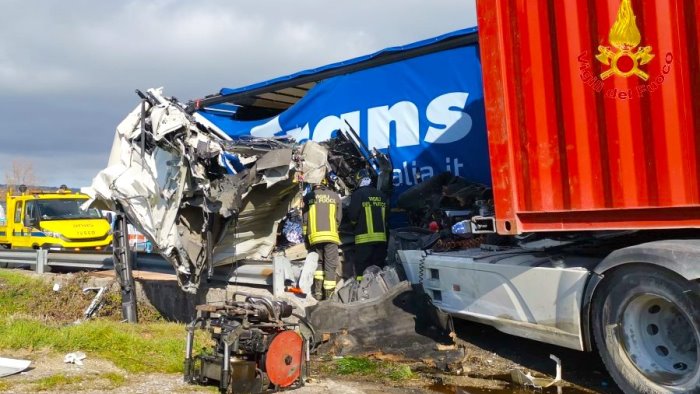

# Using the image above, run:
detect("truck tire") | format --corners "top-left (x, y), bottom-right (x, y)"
top-left (592, 265), bottom-right (700, 393)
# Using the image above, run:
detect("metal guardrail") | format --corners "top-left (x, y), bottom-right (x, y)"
top-left (0, 249), bottom-right (273, 285)
top-left (48, 252), bottom-right (114, 269)
top-left (0, 249), bottom-right (170, 274)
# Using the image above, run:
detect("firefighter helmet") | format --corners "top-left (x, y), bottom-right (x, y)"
top-left (355, 168), bottom-right (370, 184)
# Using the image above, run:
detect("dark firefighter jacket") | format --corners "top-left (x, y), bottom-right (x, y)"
top-left (303, 187), bottom-right (342, 245)
top-left (348, 186), bottom-right (388, 244)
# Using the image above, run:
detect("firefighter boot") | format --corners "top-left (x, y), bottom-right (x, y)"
top-left (313, 278), bottom-right (324, 300)
top-left (323, 279), bottom-right (336, 301)
top-left (313, 271), bottom-right (324, 300)
top-left (323, 288), bottom-right (333, 300)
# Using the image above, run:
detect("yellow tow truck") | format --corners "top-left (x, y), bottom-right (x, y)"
top-left (0, 186), bottom-right (111, 251)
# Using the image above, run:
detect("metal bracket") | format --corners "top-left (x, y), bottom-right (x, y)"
top-left (470, 216), bottom-right (496, 234)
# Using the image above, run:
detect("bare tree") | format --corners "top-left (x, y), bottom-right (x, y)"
top-left (4, 159), bottom-right (39, 189)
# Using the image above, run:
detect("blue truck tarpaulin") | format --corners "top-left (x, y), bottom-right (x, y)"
top-left (198, 28), bottom-right (490, 196)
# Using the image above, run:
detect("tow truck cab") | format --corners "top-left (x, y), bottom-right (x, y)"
top-left (0, 187), bottom-right (111, 251)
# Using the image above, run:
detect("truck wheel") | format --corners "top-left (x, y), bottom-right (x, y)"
top-left (592, 265), bottom-right (700, 393)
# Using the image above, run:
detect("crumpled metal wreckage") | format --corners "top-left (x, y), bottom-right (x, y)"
top-left (85, 88), bottom-right (390, 293)
top-left (0, 357), bottom-right (31, 378)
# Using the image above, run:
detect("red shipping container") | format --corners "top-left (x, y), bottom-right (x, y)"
top-left (476, 0), bottom-right (700, 234)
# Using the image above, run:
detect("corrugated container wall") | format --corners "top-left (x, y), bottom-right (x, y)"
top-left (476, 0), bottom-right (700, 234)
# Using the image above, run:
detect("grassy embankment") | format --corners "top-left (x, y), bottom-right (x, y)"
top-left (0, 269), bottom-right (211, 391)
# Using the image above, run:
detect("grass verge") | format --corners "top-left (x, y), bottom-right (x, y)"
top-left (33, 374), bottom-right (87, 391)
top-left (27, 372), bottom-right (128, 391)
top-left (325, 356), bottom-right (415, 382)
top-left (101, 372), bottom-right (127, 388)
top-left (0, 269), bottom-right (210, 374)
top-left (0, 317), bottom-right (187, 373)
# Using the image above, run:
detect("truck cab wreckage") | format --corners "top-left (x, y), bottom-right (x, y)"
top-left (87, 87), bottom-right (392, 295)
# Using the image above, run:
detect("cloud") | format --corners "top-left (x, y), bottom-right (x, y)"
top-left (0, 0), bottom-right (477, 186)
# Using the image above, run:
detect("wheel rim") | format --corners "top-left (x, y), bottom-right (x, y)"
top-left (620, 293), bottom-right (699, 385)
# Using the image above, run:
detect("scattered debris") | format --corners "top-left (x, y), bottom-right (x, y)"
top-left (0, 357), bottom-right (31, 378)
top-left (549, 354), bottom-right (563, 386)
top-left (83, 286), bottom-right (108, 319)
top-left (334, 265), bottom-right (402, 304)
top-left (435, 344), bottom-right (457, 351)
top-left (63, 352), bottom-right (87, 366)
top-left (510, 354), bottom-right (563, 389)
top-left (52, 283), bottom-right (60, 292)
top-left (308, 280), bottom-right (453, 356)
top-left (510, 369), bottom-right (541, 389)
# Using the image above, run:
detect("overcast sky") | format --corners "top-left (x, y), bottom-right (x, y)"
top-left (0, 0), bottom-right (477, 187)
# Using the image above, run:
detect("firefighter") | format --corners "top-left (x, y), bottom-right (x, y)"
top-left (348, 169), bottom-right (388, 279)
top-left (302, 177), bottom-right (342, 300)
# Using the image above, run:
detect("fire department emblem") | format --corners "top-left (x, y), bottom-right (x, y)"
top-left (596, 0), bottom-right (654, 80)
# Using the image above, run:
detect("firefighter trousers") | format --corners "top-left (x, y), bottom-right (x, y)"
top-left (313, 242), bottom-right (339, 290)
top-left (354, 242), bottom-right (387, 279)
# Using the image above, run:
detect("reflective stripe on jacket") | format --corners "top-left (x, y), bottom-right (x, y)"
top-left (348, 186), bottom-right (387, 244)
top-left (303, 187), bottom-right (341, 245)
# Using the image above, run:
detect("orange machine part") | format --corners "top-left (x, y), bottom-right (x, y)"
top-left (476, 0), bottom-right (700, 234)
top-left (265, 331), bottom-right (303, 387)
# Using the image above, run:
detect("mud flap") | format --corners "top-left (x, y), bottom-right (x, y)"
top-left (306, 281), bottom-right (451, 354)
